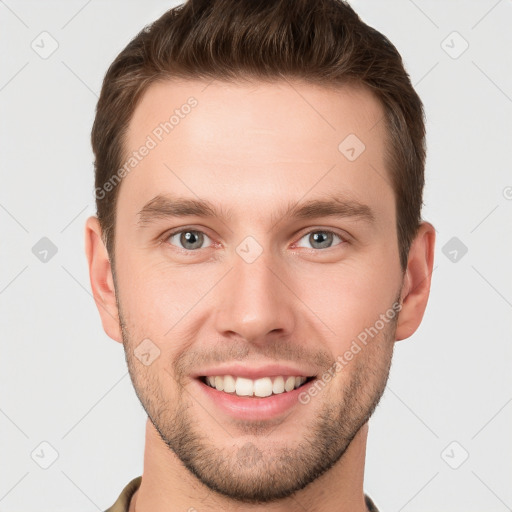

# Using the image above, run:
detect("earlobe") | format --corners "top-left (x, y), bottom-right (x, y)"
top-left (84, 216), bottom-right (122, 343)
top-left (395, 221), bottom-right (436, 342)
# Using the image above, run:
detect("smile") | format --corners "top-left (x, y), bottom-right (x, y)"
top-left (201, 375), bottom-right (315, 398)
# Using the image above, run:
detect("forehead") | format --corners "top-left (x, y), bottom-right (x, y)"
top-left (118, 78), bottom-right (393, 228)
top-left (127, 77), bottom-right (387, 155)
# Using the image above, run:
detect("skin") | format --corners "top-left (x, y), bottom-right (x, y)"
top-left (85, 78), bottom-right (435, 512)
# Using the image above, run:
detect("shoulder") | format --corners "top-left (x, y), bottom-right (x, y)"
top-left (104, 476), bottom-right (142, 512)
top-left (364, 493), bottom-right (380, 512)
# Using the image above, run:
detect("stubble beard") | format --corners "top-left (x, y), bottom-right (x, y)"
top-left (117, 290), bottom-right (397, 504)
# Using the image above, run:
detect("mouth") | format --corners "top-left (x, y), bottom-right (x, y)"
top-left (198, 374), bottom-right (317, 398)
top-left (192, 367), bottom-right (320, 421)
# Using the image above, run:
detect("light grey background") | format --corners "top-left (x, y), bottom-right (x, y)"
top-left (1, 1), bottom-right (511, 511)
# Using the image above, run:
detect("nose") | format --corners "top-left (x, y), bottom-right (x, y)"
top-left (213, 244), bottom-right (296, 346)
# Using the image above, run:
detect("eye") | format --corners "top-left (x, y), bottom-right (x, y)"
top-left (165, 229), bottom-right (212, 251)
top-left (295, 229), bottom-right (346, 250)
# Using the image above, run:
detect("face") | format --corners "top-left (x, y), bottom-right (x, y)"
top-left (112, 79), bottom-right (404, 503)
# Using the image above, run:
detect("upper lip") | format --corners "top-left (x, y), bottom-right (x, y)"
top-left (192, 363), bottom-right (318, 380)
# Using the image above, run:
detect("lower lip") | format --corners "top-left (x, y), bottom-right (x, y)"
top-left (194, 378), bottom-right (317, 421)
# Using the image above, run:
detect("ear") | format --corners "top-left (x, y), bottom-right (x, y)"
top-left (395, 221), bottom-right (436, 341)
top-left (84, 216), bottom-right (122, 343)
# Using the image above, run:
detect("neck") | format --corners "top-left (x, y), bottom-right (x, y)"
top-left (130, 418), bottom-right (370, 512)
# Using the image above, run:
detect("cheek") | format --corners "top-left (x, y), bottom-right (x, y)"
top-left (116, 259), bottom-right (208, 370)
top-left (298, 260), bottom-right (397, 341)
top-left (116, 252), bottom-right (199, 327)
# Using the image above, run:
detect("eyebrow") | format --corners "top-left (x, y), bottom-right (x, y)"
top-left (136, 193), bottom-right (376, 227)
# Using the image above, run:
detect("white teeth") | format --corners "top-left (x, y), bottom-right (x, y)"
top-left (204, 375), bottom-right (310, 397)
top-left (214, 376), bottom-right (224, 391)
top-left (235, 377), bottom-right (253, 396)
top-left (253, 377), bottom-right (273, 397)
top-left (223, 375), bottom-right (236, 393)
top-left (295, 376), bottom-right (307, 389)
top-left (284, 376), bottom-right (295, 392)
top-left (272, 376), bottom-right (285, 394)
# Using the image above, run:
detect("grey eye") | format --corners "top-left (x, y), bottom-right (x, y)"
top-left (168, 230), bottom-right (212, 250)
top-left (296, 230), bottom-right (343, 250)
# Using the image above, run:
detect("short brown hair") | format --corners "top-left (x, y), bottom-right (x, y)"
top-left (91, 0), bottom-right (426, 272)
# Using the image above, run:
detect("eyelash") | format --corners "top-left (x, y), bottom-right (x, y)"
top-left (161, 226), bottom-right (348, 253)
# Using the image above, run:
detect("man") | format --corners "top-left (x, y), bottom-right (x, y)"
top-left (85, 0), bottom-right (435, 510)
